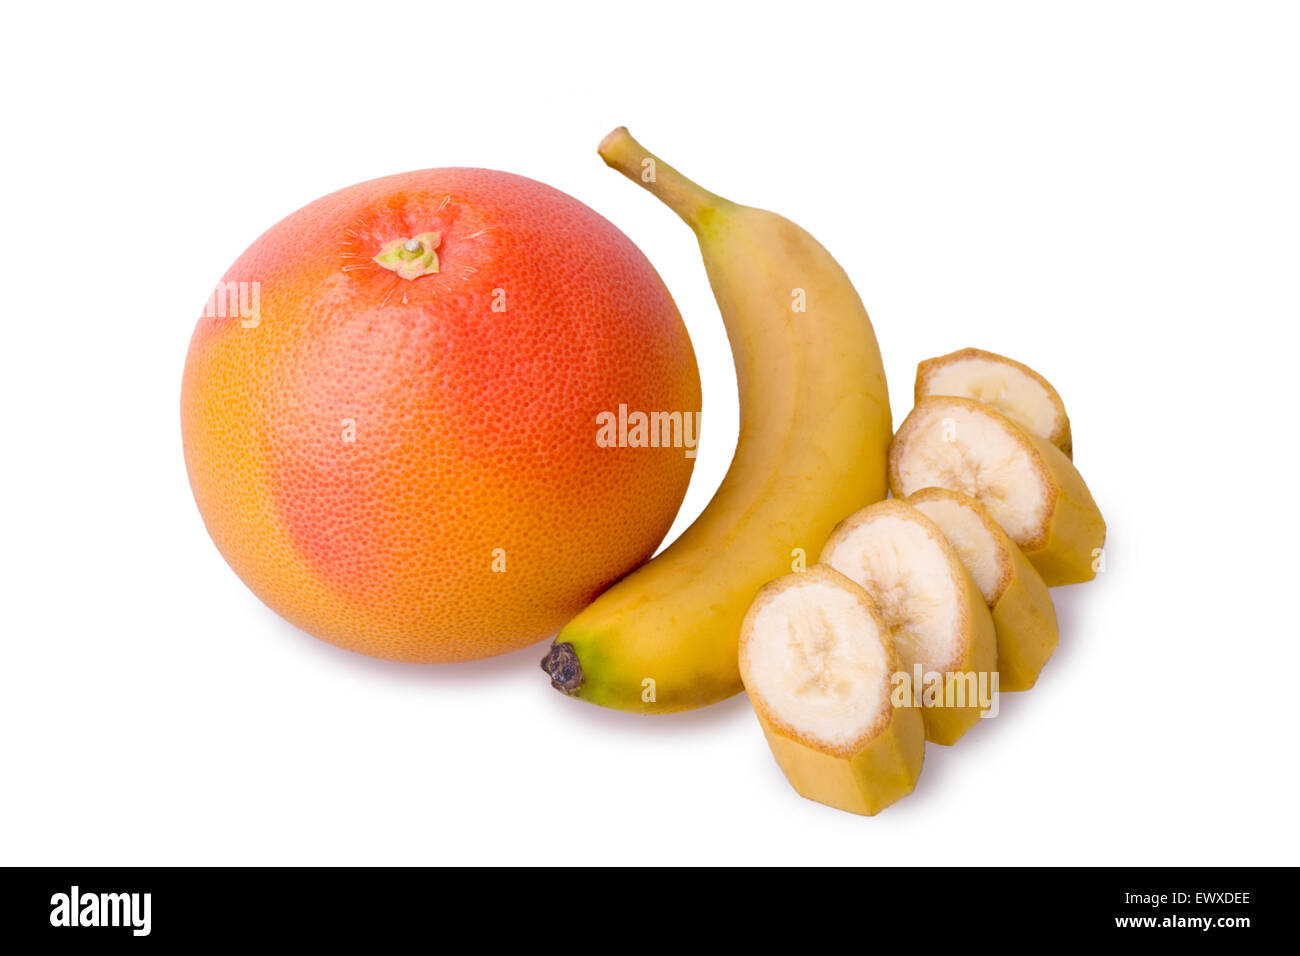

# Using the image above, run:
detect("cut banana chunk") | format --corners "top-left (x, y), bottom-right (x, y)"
top-left (889, 396), bottom-right (1106, 586)
top-left (739, 565), bottom-right (924, 816)
top-left (819, 500), bottom-right (997, 746)
top-left (908, 487), bottom-right (1058, 691)
top-left (916, 347), bottom-right (1072, 457)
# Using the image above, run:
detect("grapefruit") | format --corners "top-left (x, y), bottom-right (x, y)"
top-left (182, 168), bottom-right (701, 663)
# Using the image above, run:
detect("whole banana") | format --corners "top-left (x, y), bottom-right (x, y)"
top-left (541, 128), bottom-right (891, 712)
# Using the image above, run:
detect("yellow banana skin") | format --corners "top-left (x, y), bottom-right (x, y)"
top-left (542, 128), bottom-right (892, 713)
top-left (757, 704), bottom-right (925, 816)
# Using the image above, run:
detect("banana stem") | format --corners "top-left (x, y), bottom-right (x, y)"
top-left (597, 127), bottom-right (727, 231)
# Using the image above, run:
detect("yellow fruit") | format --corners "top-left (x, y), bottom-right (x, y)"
top-left (915, 347), bottom-right (1073, 457)
top-left (542, 127), bottom-right (892, 712)
top-left (889, 396), bottom-right (1106, 586)
top-left (739, 565), bottom-right (925, 816)
top-left (819, 499), bottom-right (997, 745)
top-left (907, 487), bottom-right (1058, 691)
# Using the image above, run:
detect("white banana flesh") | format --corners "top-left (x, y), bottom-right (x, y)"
top-left (915, 347), bottom-right (1073, 457)
top-left (889, 396), bottom-right (1106, 586)
top-left (739, 564), bottom-right (924, 815)
top-left (819, 499), bottom-right (997, 745)
top-left (908, 487), bottom-right (1059, 691)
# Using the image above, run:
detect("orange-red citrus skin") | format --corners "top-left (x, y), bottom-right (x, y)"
top-left (182, 168), bottom-right (701, 662)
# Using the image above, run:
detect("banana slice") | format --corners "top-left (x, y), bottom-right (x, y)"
top-left (889, 396), bottom-right (1106, 586)
top-left (907, 488), bottom-right (1058, 691)
top-left (819, 500), bottom-right (997, 745)
top-left (916, 347), bottom-right (1072, 457)
top-left (739, 564), bottom-right (924, 816)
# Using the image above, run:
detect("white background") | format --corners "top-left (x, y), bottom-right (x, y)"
top-left (2, 1), bottom-right (1297, 866)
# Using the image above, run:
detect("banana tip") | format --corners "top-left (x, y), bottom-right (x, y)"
top-left (597, 126), bottom-right (631, 165)
top-left (541, 642), bottom-right (583, 695)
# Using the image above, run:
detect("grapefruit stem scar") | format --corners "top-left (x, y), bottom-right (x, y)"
top-left (374, 231), bottom-right (441, 279)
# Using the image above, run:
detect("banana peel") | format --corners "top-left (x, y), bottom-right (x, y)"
top-left (820, 499), bottom-right (998, 745)
top-left (739, 565), bottom-right (925, 815)
top-left (890, 396), bottom-right (1105, 586)
top-left (908, 487), bottom-right (1058, 691)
